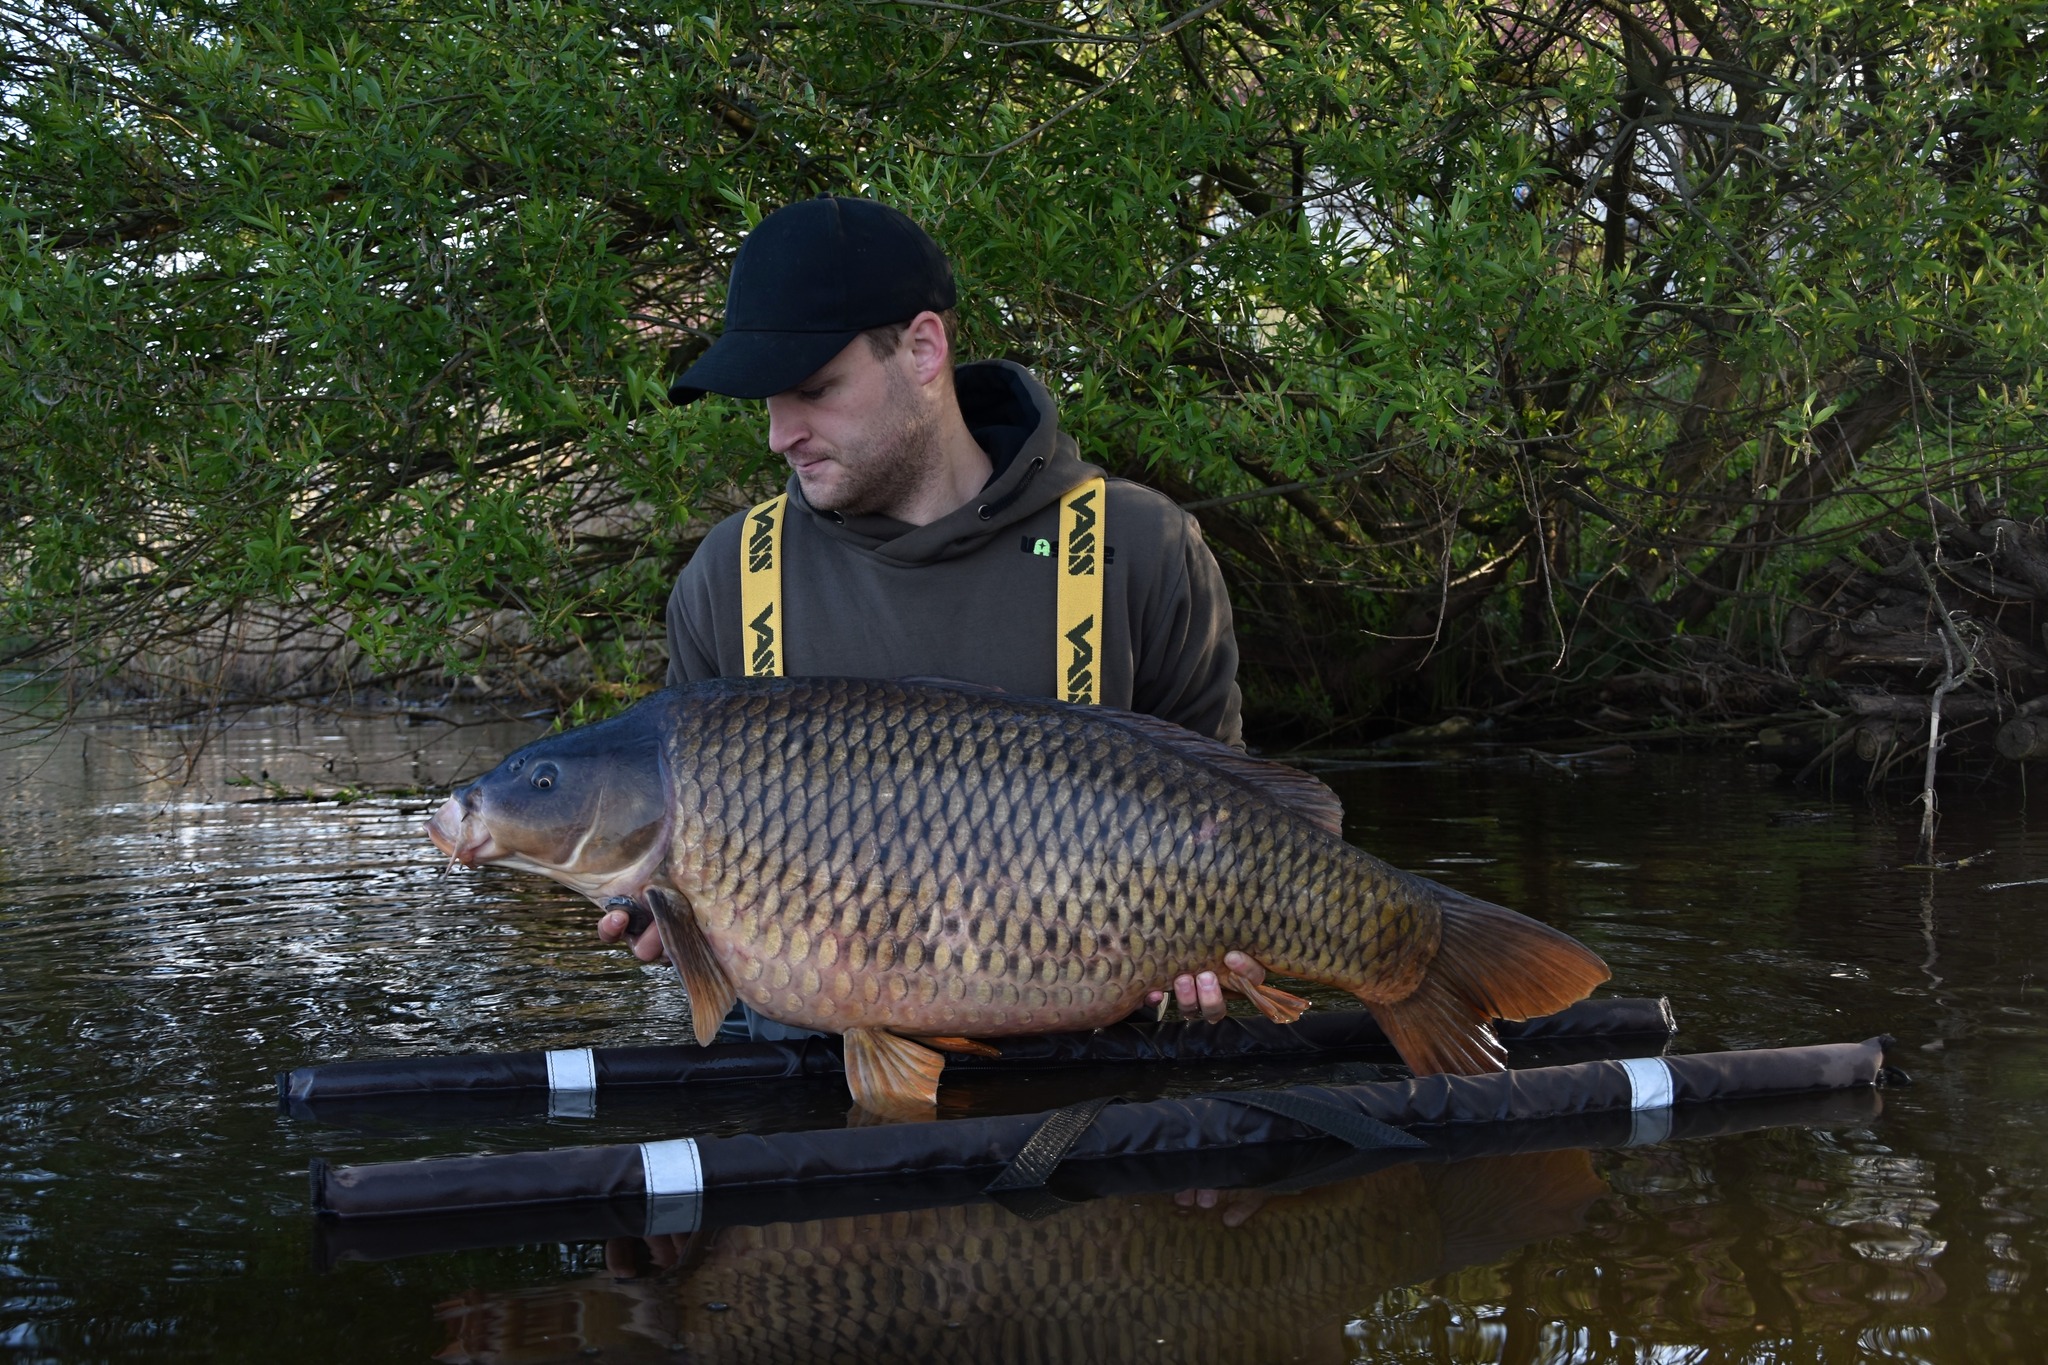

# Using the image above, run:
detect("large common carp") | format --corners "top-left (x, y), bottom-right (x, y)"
top-left (433, 1150), bottom-right (1606, 1365)
top-left (426, 677), bottom-right (1608, 1116)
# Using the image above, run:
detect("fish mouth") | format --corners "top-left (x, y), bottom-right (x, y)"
top-left (422, 793), bottom-right (674, 904)
top-left (424, 796), bottom-right (496, 866)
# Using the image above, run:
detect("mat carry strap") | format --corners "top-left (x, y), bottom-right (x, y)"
top-left (1212, 1089), bottom-right (1429, 1151)
top-left (984, 1094), bottom-right (1119, 1218)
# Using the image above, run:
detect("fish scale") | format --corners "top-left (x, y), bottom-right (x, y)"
top-left (664, 679), bottom-right (1434, 1037)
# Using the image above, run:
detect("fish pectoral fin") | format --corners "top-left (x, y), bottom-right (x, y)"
top-left (646, 888), bottom-right (737, 1047)
top-left (841, 1028), bottom-right (945, 1120)
top-left (1223, 965), bottom-right (1313, 1025)
top-left (908, 1035), bottom-right (1003, 1059)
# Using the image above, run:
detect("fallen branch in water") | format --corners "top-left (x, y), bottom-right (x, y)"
top-left (1793, 727), bottom-right (1859, 787)
top-left (1899, 849), bottom-right (1993, 872)
top-left (1908, 548), bottom-right (1984, 862)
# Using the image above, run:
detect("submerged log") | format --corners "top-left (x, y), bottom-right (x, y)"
top-left (1997, 715), bottom-right (2048, 761)
top-left (1979, 520), bottom-right (2048, 597)
top-left (1854, 721), bottom-right (1907, 763)
top-left (1840, 691), bottom-right (2010, 722)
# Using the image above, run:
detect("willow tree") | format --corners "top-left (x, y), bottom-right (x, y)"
top-left (5, 0), bottom-right (2045, 730)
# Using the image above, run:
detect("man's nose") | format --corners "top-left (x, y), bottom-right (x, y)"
top-left (765, 397), bottom-right (806, 455)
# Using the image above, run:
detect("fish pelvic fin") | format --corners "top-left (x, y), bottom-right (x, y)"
top-left (647, 888), bottom-right (737, 1047)
top-left (842, 1028), bottom-right (945, 1120)
top-left (1364, 884), bottom-right (1610, 1076)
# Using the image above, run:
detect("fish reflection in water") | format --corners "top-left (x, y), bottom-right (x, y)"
top-left (434, 1150), bottom-right (1604, 1365)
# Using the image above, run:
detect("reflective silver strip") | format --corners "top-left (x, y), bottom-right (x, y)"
top-left (646, 1193), bottom-right (702, 1237)
top-left (545, 1048), bottom-right (597, 1094)
top-left (1619, 1056), bottom-right (1675, 1111)
top-left (548, 1090), bottom-right (596, 1120)
top-left (641, 1138), bottom-right (704, 1198)
top-left (1620, 1056), bottom-right (1675, 1148)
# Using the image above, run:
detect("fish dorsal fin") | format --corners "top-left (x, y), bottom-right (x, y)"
top-left (897, 675), bottom-right (1007, 693)
top-left (1100, 709), bottom-right (1345, 836)
top-left (647, 888), bottom-right (738, 1046)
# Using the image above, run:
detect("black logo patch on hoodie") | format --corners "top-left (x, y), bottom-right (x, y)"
top-left (1022, 535), bottom-right (1112, 564)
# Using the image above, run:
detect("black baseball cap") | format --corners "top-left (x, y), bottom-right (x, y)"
top-left (668, 195), bottom-right (957, 405)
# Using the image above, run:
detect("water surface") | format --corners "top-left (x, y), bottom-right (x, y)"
top-left (0, 705), bottom-right (2041, 1361)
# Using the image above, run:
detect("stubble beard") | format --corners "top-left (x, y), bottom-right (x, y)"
top-left (795, 364), bottom-right (943, 518)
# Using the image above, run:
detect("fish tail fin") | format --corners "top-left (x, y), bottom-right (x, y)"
top-left (1364, 885), bottom-right (1609, 1075)
top-left (1428, 1150), bottom-right (1608, 1268)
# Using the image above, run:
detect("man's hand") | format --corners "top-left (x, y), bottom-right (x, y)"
top-left (596, 906), bottom-right (668, 963)
top-left (1172, 1186), bottom-right (1273, 1228)
top-left (1148, 950), bottom-right (1264, 1024)
top-left (605, 1233), bottom-right (688, 1278)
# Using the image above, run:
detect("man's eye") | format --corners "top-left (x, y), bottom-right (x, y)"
top-left (797, 386), bottom-right (827, 401)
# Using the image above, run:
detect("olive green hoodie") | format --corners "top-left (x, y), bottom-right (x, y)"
top-left (665, 360), bottom-right (1243, 745)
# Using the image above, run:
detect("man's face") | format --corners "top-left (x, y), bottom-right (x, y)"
top-left (765, 335), bottom-right (935, 516)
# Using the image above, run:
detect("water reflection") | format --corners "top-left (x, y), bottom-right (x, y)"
top-left (434, 1151), bottom-right (1607, 1365)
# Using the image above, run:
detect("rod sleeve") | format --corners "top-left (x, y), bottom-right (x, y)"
top-left (280, 996), bottom-right (1678, 1105)
top-left (311, 1037), bottom-right (1885, 1220)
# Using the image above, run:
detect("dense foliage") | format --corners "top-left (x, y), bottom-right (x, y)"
top-left (5, 0), bottom-right (2046, 729)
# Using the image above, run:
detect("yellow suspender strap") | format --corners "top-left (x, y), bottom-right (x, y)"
top-left (738, 494), bottom-right (787, 677)
top-left (1056, 476), bottom-right (1106, 705)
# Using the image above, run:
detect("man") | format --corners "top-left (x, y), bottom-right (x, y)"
top-left (597, 194), bottom-right (1262, 1024)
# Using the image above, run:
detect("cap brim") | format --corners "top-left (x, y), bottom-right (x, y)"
top-left (667, 328), bottom-right (862, 405)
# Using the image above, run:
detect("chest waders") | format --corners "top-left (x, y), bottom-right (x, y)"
top-left (739, 478), bottom-right (1107, 701)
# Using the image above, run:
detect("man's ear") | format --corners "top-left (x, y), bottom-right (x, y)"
top-left (902, 310), bottom-right (952, 387)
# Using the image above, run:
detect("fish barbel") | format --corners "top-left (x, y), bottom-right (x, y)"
top-left (426, 678), bottom-right (1608, 1116)
top-left (433, 1149), bottom-right (1607, 1365)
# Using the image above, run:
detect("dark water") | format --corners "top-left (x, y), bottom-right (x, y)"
top-left (0, 701), bottom-right (2042, 1362)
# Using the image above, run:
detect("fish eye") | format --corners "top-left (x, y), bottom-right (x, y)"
top-left (529, 762), bottom-right (558, 791)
